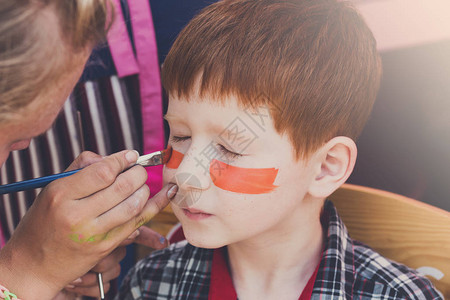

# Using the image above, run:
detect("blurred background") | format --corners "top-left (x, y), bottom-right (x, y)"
top-left (348, 0), bottom-right (450, 211)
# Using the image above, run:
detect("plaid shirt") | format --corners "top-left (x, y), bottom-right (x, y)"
top-left (116, 201), bottom-right (443, 300)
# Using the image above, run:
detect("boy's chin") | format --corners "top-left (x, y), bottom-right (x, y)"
top-left (184, 231), bottom-right (227, 249)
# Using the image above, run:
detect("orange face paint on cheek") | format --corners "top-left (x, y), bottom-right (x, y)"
top-left (165, 149), bottom-right (184, 169)
top-left (209, 159), bottom-right (278, 194)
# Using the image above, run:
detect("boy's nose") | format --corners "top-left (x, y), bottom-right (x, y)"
top-left (174, 172), bottom-right (204, 190)
top-left (170, 146), bottom-right (212, 208)
top-left (174, 147), bottom-right (212, 191)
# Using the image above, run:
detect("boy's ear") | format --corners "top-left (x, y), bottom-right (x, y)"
top-left (308, 137), bottom-right (357, 198)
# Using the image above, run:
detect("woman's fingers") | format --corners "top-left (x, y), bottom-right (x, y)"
top-left (65, 281), bottom-right (111, 298)
top-left (64, 151), bottom-right (103, 171)
top-left (52, 150), bottom-right (140, 200)
top-left (64, 247), bottom-right (126, 297)
top-left (81, 165), bottom-right (149, 218)
top-left (60, 184), bottom-right (177, 298)
top-left (5, 150), bottom-right (175, 296)
top-left (134, 226), bottom-right (169, 250)
top-left (9, 151), bottom-right (144, 290)
top-left (94, 183), bottom-right (150, 231)
top-left (136, 183), bottom-right (176, 228)
top-left (96, 183), bottom-right (175, 244)
top-left (91, 247), bottom-right (127, 273)
top-left (119, 226), bottom-right (169, 249)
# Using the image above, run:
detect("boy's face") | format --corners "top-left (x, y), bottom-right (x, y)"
top-left (163, 93), bottom-right (319, 248)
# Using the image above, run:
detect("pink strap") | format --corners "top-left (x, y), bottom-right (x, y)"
top-left (107, 0), bottom-right (140, 77)
top-left (128, 0), bottom-right (164, 196)
top-left (107, 0), bottom-right (164, 195)
top-left (0, 222), bottom-right (5, 248)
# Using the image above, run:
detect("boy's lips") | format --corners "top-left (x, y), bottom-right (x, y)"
top-left (182, 208), bottom-right (213, 220)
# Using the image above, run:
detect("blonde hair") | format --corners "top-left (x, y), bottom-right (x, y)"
top-left (0, 0), bottom-right (112, 120)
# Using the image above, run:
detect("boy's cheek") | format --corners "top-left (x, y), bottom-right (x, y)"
top-left (209, 159), bottom-right (279, 194)
top-left (166, 148), bottom-right (184, 169)
top-left (163, 148), bottom-right (185, 184)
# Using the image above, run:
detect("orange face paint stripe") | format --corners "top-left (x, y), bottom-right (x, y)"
top-left (209, 159), bottom-right (278, 194)
top-left (165, 149), bottom-right (184, 169)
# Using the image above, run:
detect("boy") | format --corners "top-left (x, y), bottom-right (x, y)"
top-left (117, 0), bottom-right (442, 299)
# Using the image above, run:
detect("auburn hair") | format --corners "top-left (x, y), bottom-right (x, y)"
top-left (162, 0), bottom-right (382, 159)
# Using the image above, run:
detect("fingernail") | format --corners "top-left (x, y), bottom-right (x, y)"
top-left (159, 236), bottom-right (166, 244)
top-left (167, 184), bottom-right (178, 200)
top-left (126, 150), bottom-right (139, 164)
top-left (72, 277), bottom-right (82, 284)
top-left (66, 284), bottom-right (75, 289)
top-left (128, 229), bottom-right (140, 239)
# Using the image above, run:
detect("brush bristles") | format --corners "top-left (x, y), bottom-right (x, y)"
top-left (136, 147), bottom-right (172, 167)
top-left (161, 147), bottom-right (173, 164)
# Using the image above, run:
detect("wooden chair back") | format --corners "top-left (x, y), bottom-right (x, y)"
top-left (330, 183), bottom-right (450, 298)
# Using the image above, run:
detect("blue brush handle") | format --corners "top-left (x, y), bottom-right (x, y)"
top-left (0, 169), bottom-right (81, 194)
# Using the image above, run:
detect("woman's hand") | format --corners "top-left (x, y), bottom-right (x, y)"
top-left (0, 150), bottom-right (175, 300)
top-left (62, 227), bottom-right (169, 297)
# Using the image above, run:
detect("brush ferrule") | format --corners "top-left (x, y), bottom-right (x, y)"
top-left (136, 151), bottom-right (163, 166)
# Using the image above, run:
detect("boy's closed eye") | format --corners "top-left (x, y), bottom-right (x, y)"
top-left (217, 144), bottom-right (242, 159)
top-left (170, 135), bottom-right (190, 143)
top-left (170, 135), bottom-right (244, 159)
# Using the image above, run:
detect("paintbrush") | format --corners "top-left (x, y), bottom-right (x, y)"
top-left (0, 147), bottom-right (172, 195)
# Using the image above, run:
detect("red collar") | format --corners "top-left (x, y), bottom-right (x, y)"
top-left (209, 247), bottom-right (319, 300)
